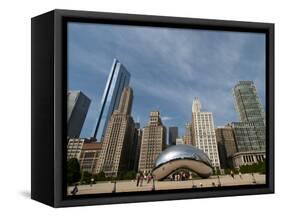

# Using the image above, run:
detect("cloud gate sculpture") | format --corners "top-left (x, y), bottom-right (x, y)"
top-left (152, 144), bottom-right (213, 180)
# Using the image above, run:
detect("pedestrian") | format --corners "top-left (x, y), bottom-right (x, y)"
top-left (189, 172), bottom-right (193, 180)
top-left (71, 184), bottom-right (78, 195)
top-left (136, 171), bottom-right (140, 187)
top-left (140, 171), bottom-right (144, 187)
top-left (143, 170), bottom-right (147, 181)
top-left (182, 173), bottom-right (186, 181)
top-left (239, 171), bottom-right (242, 179)
top-left (252, 173), bottom-right (256, 184)
top-left (230, 170), bottom-right (234, 179)
top-left (147, 172), bottom-right (152, 184)
top-left (90, 178), bottom-right (95, 187)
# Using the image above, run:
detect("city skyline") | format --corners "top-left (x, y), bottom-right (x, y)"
top-left (67, 22), bottom-right (266, 138)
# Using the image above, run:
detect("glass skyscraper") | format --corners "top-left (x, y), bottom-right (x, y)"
top-left (92, 59), bottom-right (130, 141)
top-left (67, 90), bottom-right (91, 138)
top-left (232, 81), bottom-right (265, 151)
top-left (168, 127), bottom-right (178, 146)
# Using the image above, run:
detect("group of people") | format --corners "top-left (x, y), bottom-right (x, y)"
top-left (168, 171), bottom-right (193, 181)
top-left (135, 171), bottom-right (153, 187)
top-left (230, 170), bottom-right (243, 179)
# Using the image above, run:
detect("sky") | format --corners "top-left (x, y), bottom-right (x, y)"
top-left (67, 22), bottom-right (266, 138)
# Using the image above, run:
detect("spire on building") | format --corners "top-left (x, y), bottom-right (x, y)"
top-left (192, 97), bottom-right (201, 113)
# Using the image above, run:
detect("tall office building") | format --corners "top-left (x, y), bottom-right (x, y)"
top-left (92, 59), bottom-right (131, 141)
top-left (233, 81), bottom-right (265, 124)
top-left (168, 127), bottom-right (178, 146)
top-left (233, 81), bottom-right (265, 151)
top-left (227, 81), bottom-right (266, 168)
top-left (67, 91), bottom-right (91, 138)
top-left (215, 124), bottom-right (237, 169)
top-left (191, 98), bottom-right (221, 170)
top-left (138, 111), bottom-right (167, 172)
top-left (95, 87), bottom-right (135, 177)
top-left (128, 122), bottom-right (142, 171)
top-left (184, 122), bottom-right (193, 145)
top-left (231, 122), bottom-right (261, 152)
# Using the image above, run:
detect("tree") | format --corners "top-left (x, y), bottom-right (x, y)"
top-left (67, 158), bottom-right (81, 185)
top-left (80, 171), bottom-right (93, 184)
top-left (118, 170), bottom-right (136, 180)
top-left (93, 171), bottom-right (107, 181)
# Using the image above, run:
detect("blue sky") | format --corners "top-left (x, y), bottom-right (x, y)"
top-left (67, 22), bottom-right (266, 138)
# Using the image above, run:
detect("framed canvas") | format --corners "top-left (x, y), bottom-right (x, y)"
top-left (31, 9), bottom-right (274, 207)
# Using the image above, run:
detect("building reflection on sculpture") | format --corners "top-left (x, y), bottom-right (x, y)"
top-left (152, 145), bottom-right (213, 180)
top-left (67, 58), bottom-right (266, 181)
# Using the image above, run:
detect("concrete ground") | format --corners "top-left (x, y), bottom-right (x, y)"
top-left (67, 173), bottom-right (266, 195)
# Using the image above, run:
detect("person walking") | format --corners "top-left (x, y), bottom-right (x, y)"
top-left (136, 171), bottom-right (141, 187)
top-left (147, 172), bottom-right (152, 184)
top-left (239, 171), bottom-right (243, 179)
top-left (230, 170), bottom-right (235, 179)
top-left (71, 184), bottom-right (78, 195)
top-left (139, 171), bottom-right (144, 187)
top-left (90, 178), bottom-right (95, 187)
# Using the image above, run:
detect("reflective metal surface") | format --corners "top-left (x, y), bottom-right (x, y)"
top-left (152, 144), bottom-right (213, 180)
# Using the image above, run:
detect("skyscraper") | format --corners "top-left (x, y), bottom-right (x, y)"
top-left (168, 127), bottom-right (178, 146)
top-left (138, 111), bottom-right (167, 172)
top-left (184, 122), bottom-right (193, 145)
top-left (215, 124), bottom-right (237, 169)
top-left (233, 81), bottom-right (265, 124)
top-left (67, 91), bottom-right (91, 138)
top-left (129, 122), bottom-right (142, 171)
top-left (191, 97), bottom-right (221, 170)
top-left (92, 59), bottom-right (130, 141)
top-left (228, 81), bottom-right (266, 168)
top-left (95, 87), bottom-right (135, 177)
top-left (233, 81), bottom-right (265, 151)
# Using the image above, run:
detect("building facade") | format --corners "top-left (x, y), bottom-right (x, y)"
top-left (191, 98), bottom-right (221, 170)
top-left (176, 137), bottom-right (184, 145)
top-left (95, 87), bottom-right (135, 177)
top-left (231, 122), bottom-right (262, 152)
top-left (131, 123), bottom-right (142, 172)
top-left (232, 151), bottom-right (266, 168)
top-left (67, 138), bottom-right (85, 160)
top-left (184, 122), bottom-right (193, 145)
top-left (67, 91), bottom-right (91, 138)
top-left (138, 111), bottom-right (167, 173)
top-left (79, 142), bottom-right (102, 174)
top-left (168, 127), bottom-right (178, 146)
top-left (92, 59), bottom-right (131, 141)
top-left (215, 125), bottom-right (237, 169)
top-left (233, 81), bottom-right (265, 151)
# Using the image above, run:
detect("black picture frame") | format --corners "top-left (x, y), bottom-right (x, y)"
top-left (31, 9), bottom-right (274, 207)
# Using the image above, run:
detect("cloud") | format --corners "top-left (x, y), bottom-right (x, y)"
top-left (68, 22), bottom-right (266, 137)
top-left (161, 116), bottom-right (174, 121)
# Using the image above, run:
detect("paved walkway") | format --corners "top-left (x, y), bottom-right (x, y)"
top-left (67, 173), bottom-right (266, 195)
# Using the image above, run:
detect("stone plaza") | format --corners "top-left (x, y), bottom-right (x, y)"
top-left (67, 173), bottom-right (266, 195)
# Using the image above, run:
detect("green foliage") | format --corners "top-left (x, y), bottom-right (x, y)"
top-left (67, 158), bottom-right (81, 185)
top-left (93, 170), bottom-right (137, 182)
top-left (212, 168), bottom-right (221, 176)
top-left (93, 171), bottom-right (107, 181)
top-left (118, 170), bottom-right (136, 180)
top-left (239, 161), bottom-right (266, 174)
top-left (80, 171), bottom-right (93, 184)
top-left (224, 168), bottom-right (239, 175)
